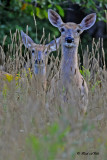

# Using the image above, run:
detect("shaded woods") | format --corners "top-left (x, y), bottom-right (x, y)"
top-left (0, 0), bottom-right (107, 58)
top-left (0, 1), bottom-right (107, 160)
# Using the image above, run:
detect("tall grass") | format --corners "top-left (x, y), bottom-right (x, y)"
top-left (0, 29), bottom-right (107, 160)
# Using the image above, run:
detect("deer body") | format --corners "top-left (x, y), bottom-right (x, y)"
top-left (48, 9), bottom-right (96, 113)
top-left (21, 31), bottom-right (60, 97)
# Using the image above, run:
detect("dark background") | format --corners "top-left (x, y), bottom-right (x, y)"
top-left (0, 0), bottom-right (107, 64)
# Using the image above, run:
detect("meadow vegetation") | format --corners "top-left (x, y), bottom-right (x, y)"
top-left (0, 28), bottom-right (107, 160)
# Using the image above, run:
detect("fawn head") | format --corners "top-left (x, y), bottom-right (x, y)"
top-left (48, 9), bottom-right (96, 48)
top-left (21, 31), bottom-right (60, 67)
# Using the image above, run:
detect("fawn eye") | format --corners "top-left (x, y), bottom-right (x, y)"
top-left (61, 28), bottom-right (65, 32)
top-left (77, 29), bottom-right (81, 33)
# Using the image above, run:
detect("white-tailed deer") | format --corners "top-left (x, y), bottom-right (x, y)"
top-left (48, 9), bottom-right (96, 113)
top-left (21, 31), bottom-right (60, 92)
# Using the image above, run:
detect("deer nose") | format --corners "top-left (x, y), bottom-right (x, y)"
top-left (65, 37), bottom-right (74, 43)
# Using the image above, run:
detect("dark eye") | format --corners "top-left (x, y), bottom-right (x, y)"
top-left (32, 49), bottom-right (35, 53)
top-left (45, 51), bottom-right (47, 55)
top-left (61, 28), bottom-right (65, 32)
top-left (77, 29), bottom-right (81, 33)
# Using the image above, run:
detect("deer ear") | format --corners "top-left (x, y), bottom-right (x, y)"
top-left (21, 31), bottom-right (34, 48)
top-left (46, 37), bottom-right (61, 53)
top-left (80, 13), bottom-right (96, 31)
top-left (48, 9), bottom-right (63, 28)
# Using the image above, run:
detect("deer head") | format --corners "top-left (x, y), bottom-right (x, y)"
top-left (48, 9), bottom-right (96, 48)
top-left (21, 31), bottom-right (60, 74)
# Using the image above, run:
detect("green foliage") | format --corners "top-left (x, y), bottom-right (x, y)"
top-left (80, 66), bottom-right (101, 92)
top-left (19, 0), bottom-right (106, 21)
top-left (55, 5), bottom-right (64, 17)
top-left (80, 66), bottom-right (90, 80)
top-left (0, 0), bottom-right (107, 65)
top-left (0, 0), bottom-right (106, 40)
top-left (91, 80), bottom-right (101, 92)
top-left (26, 123), bottom-right (70, 160)
top-left (82, 120), bottom-right (95, 132)
top-left (2, 83), bottom-right (8, 99)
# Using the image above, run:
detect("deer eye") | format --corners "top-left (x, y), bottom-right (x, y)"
top-left (61, 28), bottom-right (65, 32)
top-left (32, 49), bottom-right (35, 53)
top-left (77, 29), bottom-right (81, 33)
top-left (45, 51), bottom-right (47, 55)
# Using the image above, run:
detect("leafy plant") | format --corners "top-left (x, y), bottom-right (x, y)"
top-left (91, 80), bottom-right (101, 92)
top-left (26, 123), bottom-right (70, 160)
top-left (80, 66), bottom-right (90, 80)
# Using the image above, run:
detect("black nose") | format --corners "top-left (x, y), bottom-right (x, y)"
top-left (65, 37), bottom-right (74, 43)
top-left (35, 59), bottom-right (40, 64)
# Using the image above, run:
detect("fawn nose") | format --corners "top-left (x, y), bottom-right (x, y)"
top-left (35, 59), bottom-right (38, 64)
top-left (65, 37), bottom-right (74, 43)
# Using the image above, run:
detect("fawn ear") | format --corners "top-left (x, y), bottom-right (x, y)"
top-left (48, 9), bottom-right (63, 28)
top-left (21, 31), bottom-right (34, 48)
top-left (80, 13), bottom-right (96, 31)
top-left (46, 37), bottom-right (61, 53)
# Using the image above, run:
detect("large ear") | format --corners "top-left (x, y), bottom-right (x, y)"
top-left (80, 13), bottom-right (96, 31)
top-left (46, 37), bottom-right (61, 53)
top-left (21, 31), bottom-right (34, 48)
top-left (48, 9), bottom-right (63, 28)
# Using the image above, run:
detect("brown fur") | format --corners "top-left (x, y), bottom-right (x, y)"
top-left (48, 9), bottom-right (96, 114)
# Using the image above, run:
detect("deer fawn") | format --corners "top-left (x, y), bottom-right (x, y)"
top-left (48, 9), bottom-right (96, 113)
top-left (21, 31), bottom-right (60, 93)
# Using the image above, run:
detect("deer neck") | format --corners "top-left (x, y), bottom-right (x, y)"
top-left (60, 44), bottom-right (79, 82)
top-left (33, 65), bottom-right (46, 91)
top-left (34, 64), bottom-right (46, 76)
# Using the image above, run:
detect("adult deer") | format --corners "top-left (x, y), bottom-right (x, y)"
top-left (21, 31), bottom-right (60, 93)
top-left (48, 9), bottom-right (96, 114)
